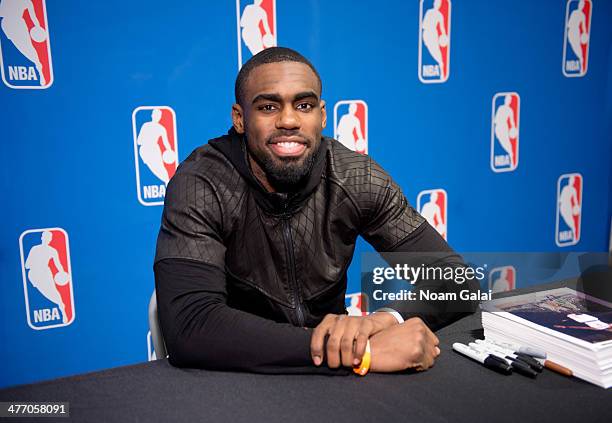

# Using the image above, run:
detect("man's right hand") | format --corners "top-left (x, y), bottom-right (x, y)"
top-left (310, 312), bottom-right (398, 368)
top-left (369, 317), bottom-right (441, 373)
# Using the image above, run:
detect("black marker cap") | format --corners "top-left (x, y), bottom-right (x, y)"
top-left (484, 355), bottom-right (513, 375)
top-left (509, 358), bottom-right (538, 378)
top-left (516, 353), bottom-right (544, 372)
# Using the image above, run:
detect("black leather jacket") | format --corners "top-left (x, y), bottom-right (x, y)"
top-left (154, 129), bottom-right (476, 372)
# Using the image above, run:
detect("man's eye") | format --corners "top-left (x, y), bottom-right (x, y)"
top-left (258, 104), bottom-right (277, 112)
top-left (297, 103), bottom-right (314, 111)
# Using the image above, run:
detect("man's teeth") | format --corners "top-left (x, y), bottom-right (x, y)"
top-left (278, 142), bottom-right (300, 148)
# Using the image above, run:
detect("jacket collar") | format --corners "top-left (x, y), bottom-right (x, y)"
top-left (209, 128), bottom-right (329, 215)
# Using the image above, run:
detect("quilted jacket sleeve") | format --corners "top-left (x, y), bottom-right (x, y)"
top-left (358, 158), bottom-right (479, 330)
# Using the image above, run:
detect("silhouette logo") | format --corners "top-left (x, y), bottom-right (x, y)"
top-left (556, 173), bottom-right (583, 246)
top-left (418, 0), bottom-right (451, 83)
top-left (132, 106), bottom-right (179, 206)
top-left (0, 0), bottom-right (53, 88)
top-left (488, 266), bottom-right (516, 293)
top-left (417, 189), bottom-right (448, 240)
top-left (562, 0), bottom-right (591, 77)
top-left (236, 0), bottom-right (276, 69)
top-left (345, 292), bottom-right (369, 316)
top-left (491, 92), bottom-right (520, 172)
top-left (19, 228), bottom-right (75, 330)
top-left (334, 100), bottom-right (368, 155)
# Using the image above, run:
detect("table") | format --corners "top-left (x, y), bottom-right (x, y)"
top-left (1, 285), bottom-right (611, 422)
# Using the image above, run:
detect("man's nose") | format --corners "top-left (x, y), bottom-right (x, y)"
top-left (276, 106), bottom-right (300, 130)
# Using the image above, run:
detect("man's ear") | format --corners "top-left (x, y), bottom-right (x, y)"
top-left (232, 103), bottom-right (245, 134)
top-left (320, 99), bottom-right (327, 129)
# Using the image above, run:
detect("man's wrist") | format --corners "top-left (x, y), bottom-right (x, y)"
top-left (374, 308), bottom-right (404, 325)
top-left (369, 310), bottom-right (401, 328)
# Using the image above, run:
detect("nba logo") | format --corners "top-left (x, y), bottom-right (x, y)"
top-left (0, 0), bottom-right (53, 89)
top-left (147, 331), bottom-right (156, 361)
top-left (417, 189), bottom-right (447, 240)
top-left (334, 100), bottom-right (368, 155)
top-left (345, 292), bottom-right (369, 316)
top-left (488, 266), bottom-right (516, 294)
top-left (418, 0), bottom-right (451, 83)
top-left (132, 106), bottom-right (179, 206)
top-left (491, 92), bottom-right (520, 172)
top-left (19, 228), bottom-right (75, 330)
top-left (556, 173), bottom-right (583, 246)
top-left (236, 0), bottom-right (276, 69)
top-left (562, 0), bottom-right (592, 77)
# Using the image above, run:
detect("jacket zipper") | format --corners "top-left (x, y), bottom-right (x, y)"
top-left (282, 219), bottom-right (305, 327)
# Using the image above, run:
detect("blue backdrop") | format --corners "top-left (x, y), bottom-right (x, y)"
top-left (1, 0), bottom-right (611, 388)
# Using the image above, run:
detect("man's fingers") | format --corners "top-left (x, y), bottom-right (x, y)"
top-left (310, 326), bottom-right (329, 366)
top-left (425, 345), bottom-right (440, 368)
top-left (431, 332), bottom-right (440, 346)
top-left (325, 315), bottom-right (349, 368)
top-left (351, 319), bottom-right (375, 365)
top-left (310, 314), bottom-right (337, 366)
top-left (421, 324), bottom-right (439, 347)
top-left (425, 348), bottom-right (437, 369)
top-left (415, 349), bottom-right (436, 371)
top-left (423, 332), bottom-right (440, 367)
top-left (313, 315), bottom-right (380, 368)
top-left (340, 319), bottom-right (361, 367)
top-left (353, 332), bottom-right (369, 366)
top-left (411, 326), bottom-right (439, 371)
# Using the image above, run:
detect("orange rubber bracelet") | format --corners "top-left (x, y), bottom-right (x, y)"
top-left (353, 340), bottom-right (371, 376)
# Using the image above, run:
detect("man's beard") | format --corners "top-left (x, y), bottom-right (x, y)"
top-left (246, 133), bottom-right (318, 192)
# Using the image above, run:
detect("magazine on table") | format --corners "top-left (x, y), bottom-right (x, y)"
top-left (482, 287), bottom-right (612, 349)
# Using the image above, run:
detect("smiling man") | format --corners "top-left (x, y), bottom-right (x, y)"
top-left (154, 47), bottom-right (478, 374)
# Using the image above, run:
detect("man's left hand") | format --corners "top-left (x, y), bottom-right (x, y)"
top-left (310, 313), bottom-right (398, 368)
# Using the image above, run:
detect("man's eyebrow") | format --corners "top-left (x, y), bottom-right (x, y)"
top-left (251, 91), bottom-right (320, 105)
top-left (293, 91), bottom-right (319, 102)
top-left (251, 93), bottom-right (282, 104)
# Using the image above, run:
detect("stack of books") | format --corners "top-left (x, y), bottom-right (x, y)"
top-left (481, 287), bottom-right (612, 388)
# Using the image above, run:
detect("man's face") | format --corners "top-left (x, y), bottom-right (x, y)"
top-left (232, 61), bottom-right (326, 191)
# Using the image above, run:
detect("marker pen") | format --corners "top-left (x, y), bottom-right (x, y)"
top-left (476, 340), bottom-right (539, 371)
top-left (485, 339), bottom-right (547, 359)
top-left (515, 353), bottom-right (545, 372)
top-left (477, 340), bottom-right (544, 373)
top-left (452, 342), bottom-right (512, 375)
top-left (469, 343), bottom-right (538, 378)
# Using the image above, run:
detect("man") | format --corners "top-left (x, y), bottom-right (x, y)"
top-left (155, 47), bottom-right (478, 375)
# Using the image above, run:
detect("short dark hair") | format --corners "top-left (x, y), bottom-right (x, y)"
top-left (234, 47), bottom-right (322, 106)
